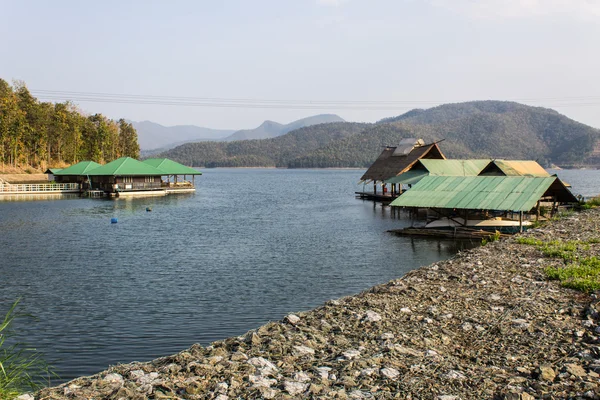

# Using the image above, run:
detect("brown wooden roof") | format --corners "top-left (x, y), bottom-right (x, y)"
top-left (360, 143), bottom-right (446, 182)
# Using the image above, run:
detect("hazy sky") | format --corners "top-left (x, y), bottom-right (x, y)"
top-left (2, 0), bottom-right (600, 129)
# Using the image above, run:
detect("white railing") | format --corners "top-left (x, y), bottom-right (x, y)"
top-left (0, 182), bottom-right (80, 193)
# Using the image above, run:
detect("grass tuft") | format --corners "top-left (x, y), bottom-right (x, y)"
top-left (546, 257), bottom-right (600, 292)
top-left (0, 299), bottom-right (54, 399)
top-left (515, 236), bottom-right (600, 292)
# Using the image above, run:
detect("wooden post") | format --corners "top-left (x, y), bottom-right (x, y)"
top-left (519, 211), bottom-right (523, 232)
top-left (373, 181), bottom-right (377, 195)
top-left (535, 200), bottom-right (540, 222)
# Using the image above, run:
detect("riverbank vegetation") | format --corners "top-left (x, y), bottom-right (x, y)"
top-left (515, 236), bottom-right (600, 292)
top-left (0, 79), bottom-right (140, 173)
top-left (0, 299), bottom-right (53, 399)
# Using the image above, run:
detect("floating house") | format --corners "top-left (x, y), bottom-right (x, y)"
top-left (389, 175), bottom-right (578, 235)
top-left (357, 138), bottom-right (446, 200)
top-left (85, 157), bottom-right (165, 196)
top-left (85, 157), bottom-right (202, 197)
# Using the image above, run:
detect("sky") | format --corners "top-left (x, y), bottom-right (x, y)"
top-left (2, 0), bottom-right (600, 130)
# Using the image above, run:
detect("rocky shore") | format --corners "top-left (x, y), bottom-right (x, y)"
top-left (36, 210), bottom-right (600, 399)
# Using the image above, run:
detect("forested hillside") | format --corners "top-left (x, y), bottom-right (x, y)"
top-left (159, 101), bottom-right (600, 168)
top-left (0, 79), bottom-right (140, 171)
top-left (160, 122), bottom-right (368, 167)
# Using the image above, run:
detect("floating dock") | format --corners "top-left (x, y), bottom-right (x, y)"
top-left (388, 227), bottom-right (511, 240)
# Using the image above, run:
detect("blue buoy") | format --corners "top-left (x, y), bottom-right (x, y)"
top-left (111, 218), bottom-right (118, 224)
top-left (146, 207), bottom-right (152, 212)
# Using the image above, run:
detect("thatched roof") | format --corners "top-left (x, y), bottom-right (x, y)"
top-left (360, 142), bottom-right (445, 182)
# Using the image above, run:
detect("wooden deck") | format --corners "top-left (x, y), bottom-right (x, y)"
top-left (388, 227), bottom-right (511, 240)
top-left (355, 191), bottom-right (399, 202)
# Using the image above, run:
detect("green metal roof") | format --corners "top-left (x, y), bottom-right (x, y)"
top-left (420, 159), bottom-right (490, 176)
top-left (44, 168), bottom-right (63, 174)
top-left (86, 157), bottom-right (165, 176)
top-left (143, 158), bottom-right (202, 175)
top-left (385, 159), bottom-right (490, 185)
top-left (390, 176), bottom-right (558, 212)
top-left (54, 161), bottom-right (101, 176)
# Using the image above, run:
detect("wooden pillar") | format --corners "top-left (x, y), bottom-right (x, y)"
top-left (519, 211), bottom-right (523, 232)
top-left (373, 181), bottom-right (377, 195)
top-left (535, 200), bottom-right (540, 222)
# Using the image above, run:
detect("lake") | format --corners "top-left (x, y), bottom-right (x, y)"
top-left (1, 167), bottom-right (597, 383)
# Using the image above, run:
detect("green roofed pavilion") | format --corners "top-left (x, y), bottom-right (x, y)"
top-left (86, 157), bottom-right (165, 176)
top-left (390, 175), bottom-right (577, 212)
top-left (54, 161), bottom-right (101, 176)
top-left (143, 158), bottom-right (202, 175)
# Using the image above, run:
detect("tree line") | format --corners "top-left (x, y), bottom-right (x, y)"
top-left (0, 79), bottom-right (140, 170)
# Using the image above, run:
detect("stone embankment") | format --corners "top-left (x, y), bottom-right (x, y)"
top-left (36, 211), bottom-right (600, 399)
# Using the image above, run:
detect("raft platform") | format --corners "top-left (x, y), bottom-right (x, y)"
top-left (388, 227), bottom-right (511, 240)
top-left (355, 191), bottom-right (399, 202)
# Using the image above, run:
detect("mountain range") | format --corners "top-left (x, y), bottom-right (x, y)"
top-left (133, 114), bottom-right (345, 153)
top-left (154, 101), bottom-right (600, 169)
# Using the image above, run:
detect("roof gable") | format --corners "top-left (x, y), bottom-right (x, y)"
top-left (86, 157), bottom-right (164, 176)
top-left (360, 142), bottom-right (446, 182)
top-left (54, 161), bottom-right (101, 176)
top-left (143, 158), bottom-right (203, 175)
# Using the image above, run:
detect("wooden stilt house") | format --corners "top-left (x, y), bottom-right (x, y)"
top-left (357, 138), bottom-right (445, 200)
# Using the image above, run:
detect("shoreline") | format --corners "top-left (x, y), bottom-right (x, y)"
top-left (35, 210), bottom-right (600, 399)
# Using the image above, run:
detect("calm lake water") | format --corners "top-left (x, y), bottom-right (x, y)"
top-left (1, 168), bottom-right (598, 383)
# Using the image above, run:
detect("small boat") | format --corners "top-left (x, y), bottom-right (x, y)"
top-left (424, 217), bottom-right (532, 234)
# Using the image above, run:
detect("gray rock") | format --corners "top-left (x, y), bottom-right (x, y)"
top-left (342, 349), bottom-right (361, 359)
top-left (102, 373), bottom-right (124, 384)
top-left (380, 367), bottom-right (400, 380)
top-left (442, 370), bottom-right (466, 380)
top-left (293, 345), bottom-right (315, 356)
top-left (364, 310), bottom-right (382, 322)
top-left (284, 380), bottom-right (309, 395)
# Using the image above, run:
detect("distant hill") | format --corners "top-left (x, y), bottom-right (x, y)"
top-left (223, 114), bottom-right (345, 141)
top-left (157, 101), bottom-right (600, 168)
top-left (132, 121), bottom-right (235, 151)
top-left (158, 122), bottom-right (368, 167)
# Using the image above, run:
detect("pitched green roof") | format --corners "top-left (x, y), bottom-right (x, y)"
top-left (390, 176), bottom-right (558, 212)
top-left (44, 168), bottom-right (63, 174)
top-left (54, 161), bottom-right (101, 176)
top-left (385, 159), bottom-right (489, 185)
top-left (86, 157), bottom-right (165, 176)
top-left (420, 159), bottom-right (490, 176)
top-left (143, 158), bottom-right (202, 175)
